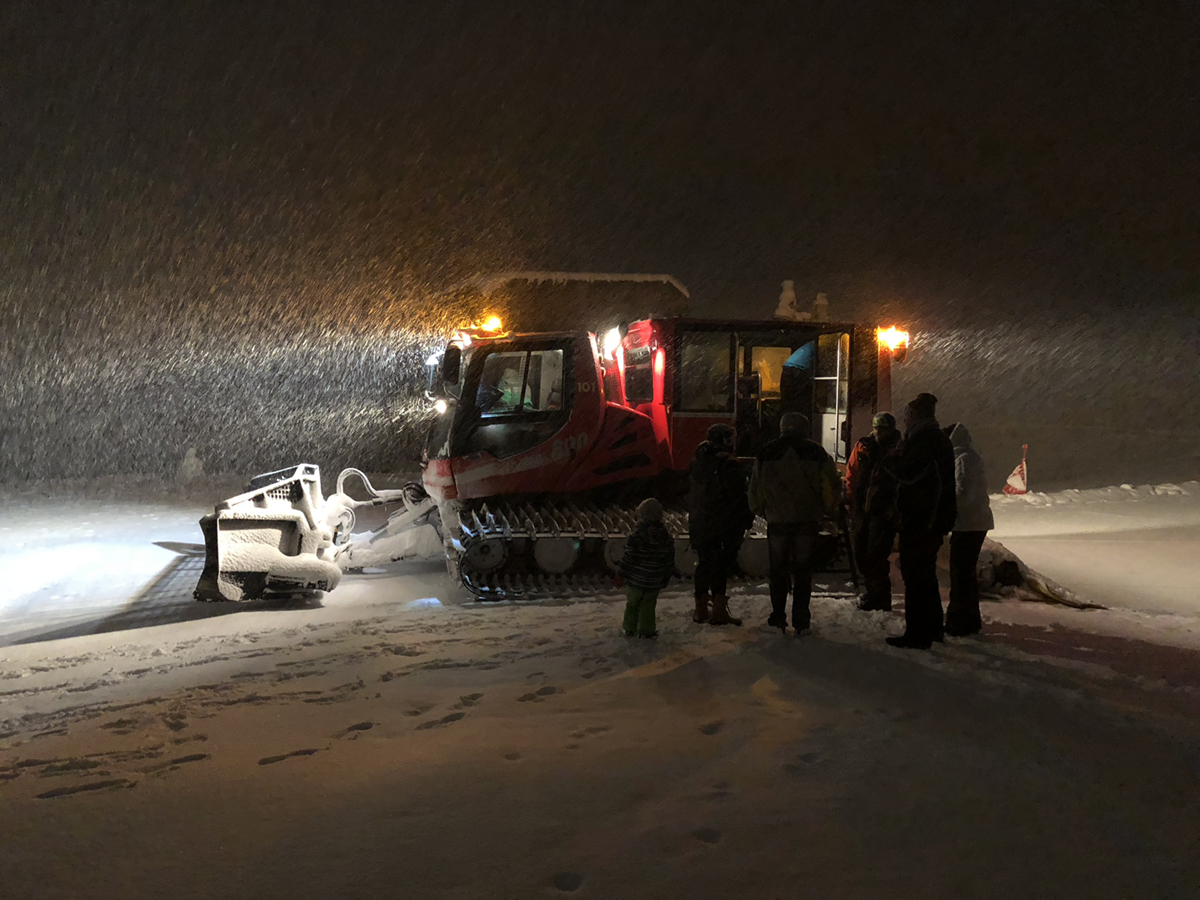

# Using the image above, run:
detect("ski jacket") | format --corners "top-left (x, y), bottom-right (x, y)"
top-left (948, 424), bottom-right (994, 532)
top-left (884, 417), bottom-right (957, 534)
top-left (617, 521), bottom-right (676, 591)
top-left (688, 441), bottom-right (754, 546)
top-left (845, 431), bottom-right (899, 517)
top-left (748, 434), bottom-right (841, 525)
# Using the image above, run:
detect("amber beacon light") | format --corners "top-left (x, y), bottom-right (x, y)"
top-left (876, 326), bottom-right (909, 362)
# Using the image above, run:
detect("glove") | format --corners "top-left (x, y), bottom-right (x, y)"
top-left (613, 574), bottom-right (625, 588)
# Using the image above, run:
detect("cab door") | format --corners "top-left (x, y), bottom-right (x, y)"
top-left (813, 331), bottom-right (852, 462)
top-left (446, 337), bottom-right (596, 499)
top-left (733, 326), bottom-right (853, 462)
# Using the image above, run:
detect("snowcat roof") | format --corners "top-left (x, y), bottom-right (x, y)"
top-left (655, 316), bottom-right (866, 332)
top-left (456, 271), bottom-right (690, 298)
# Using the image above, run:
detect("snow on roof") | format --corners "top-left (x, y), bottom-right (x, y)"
top-left (459, 271), bottom-right (691, 299)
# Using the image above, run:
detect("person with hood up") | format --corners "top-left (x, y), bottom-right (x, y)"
top-left (845, 411), bottom-right (902, 611)
top-left (748, 412), bottom-right (841, 634)
top-left (882, 392), bottom-right (957, 649)
top-left (688, 423), bottom-right (755, 626)
top-left (943, 423), bottom-right (994, 636)
top-left (615, 498), bottom-right (677, 638)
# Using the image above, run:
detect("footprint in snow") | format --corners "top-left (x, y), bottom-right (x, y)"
top-left (146, 753), bottom-right (211, 774)
top-left (36, 779), bottom-right (135, 799)
top-left (401, 703), bottom-right (435, 717)
top-left (568, 724), bottom-right (613, 741)
top-left (337, 722), bottom-right (375, 738)
top-left (551, 872), bottom-right (584, 892)
top-left (415, 712), bottom-right (466, 731)
top-left (698, 721), bottom-right (724, 736)
top-left (453, 693), bottom-right (484, 709)
top-left (782, 753), bottom-right (821, 775)
top-left (39, 758), bottom-right (104, 776)
top-left (692, 827), bottom-right (722, 845)
top-left (258, 748), bottom-right (321, 766)
top-left (167, 753), bottom-right (209, 767)
top-left (518, 686), bottom-right (559, 702)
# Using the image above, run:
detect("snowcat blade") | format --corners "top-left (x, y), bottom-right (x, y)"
top-left (193, 464), bottom-right (342, 602)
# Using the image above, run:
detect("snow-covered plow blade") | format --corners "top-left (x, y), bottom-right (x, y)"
top-left (195, 465), bottom-right (445, 602)
top-left (194, 465), bottom-right (341, 602)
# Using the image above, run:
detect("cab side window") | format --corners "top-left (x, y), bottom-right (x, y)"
top-left (623, 345), bottom-right (653, 403)
top-left (458, 345), bottom-right (571, 459)
top-left (477, 349), bottom-right (565, 418)
top-left (677, 331), bottom-right (732, 412)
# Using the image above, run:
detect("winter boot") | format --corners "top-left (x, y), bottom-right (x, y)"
top-left (692, 592), bottom-right (712, 624)
top-left (945, 608), bottom-right (982, 637)
top-left (709, 594), bottom-right (743, 627)
top-left (857, 593), bottom-right (892, 612)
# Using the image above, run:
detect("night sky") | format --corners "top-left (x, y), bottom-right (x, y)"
top-left (2, 1), bottom-right (1198, 485)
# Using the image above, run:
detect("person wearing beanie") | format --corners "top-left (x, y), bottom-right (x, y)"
top-left (615, 497), bottom-right (676, 638)
top-left (879, 392), bottom-right (957, 649)
top-left (943, 423), bottom-right (994, 636)
top-left (688, 423), bottom-right (755, 626)
top-left (748, 413), bottom-right (842, 634)
top-left (845, 411), bottom-right (902, 611)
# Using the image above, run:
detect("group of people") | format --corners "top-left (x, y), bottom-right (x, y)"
top-left (615, 391), bottom-right (993, 649)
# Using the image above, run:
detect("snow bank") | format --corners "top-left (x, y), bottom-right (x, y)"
top-left (992, 478), bottom-right (1200, 616)
top-left (992, 480), bottom-right (1200, 508)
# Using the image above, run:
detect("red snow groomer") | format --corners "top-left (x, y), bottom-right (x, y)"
top-left (194, 272), bottom-right (907, 601)
top-left (423, 312), bottom-right (904, 595)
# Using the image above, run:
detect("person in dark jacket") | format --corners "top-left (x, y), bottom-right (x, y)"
top-left (616, 498), bottom-right (677, 638)
top-left (944, 423), bottom-right (994, 636)
top-left (881, 392), bottom-right (957, 649)
top-left (688, 423), bottom-right (755, 626)
top-left (748, 412), bottom-right (841, 634)
top-left (845, 412), bottom-right (901, 611)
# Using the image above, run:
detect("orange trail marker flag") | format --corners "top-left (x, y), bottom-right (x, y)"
top-left (1003, 444), bottom-right (1029, 495)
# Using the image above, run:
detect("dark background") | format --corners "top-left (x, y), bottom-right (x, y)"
top-left (2, 1), bottom-right (1198, 488)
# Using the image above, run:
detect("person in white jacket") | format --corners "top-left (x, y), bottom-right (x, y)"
top-left (944, 423), bottom-right (994, 636)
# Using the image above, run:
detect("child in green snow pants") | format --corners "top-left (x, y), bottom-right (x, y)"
top-left (622, 586), bottom-right (660, 637)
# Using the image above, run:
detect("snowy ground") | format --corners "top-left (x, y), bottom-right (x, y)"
top-left (1, 478), bottom-right (1199, 897)
top-left (993, 482), bottom-right (1200, 617)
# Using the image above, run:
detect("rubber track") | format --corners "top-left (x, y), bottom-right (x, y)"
top-left (453, 499), bottom-right (850, 599)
